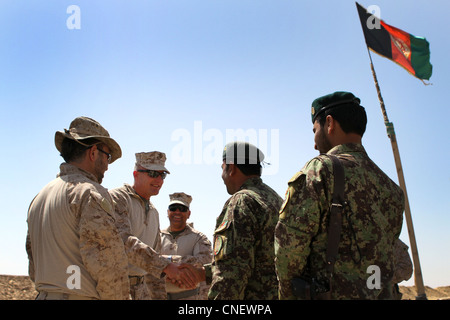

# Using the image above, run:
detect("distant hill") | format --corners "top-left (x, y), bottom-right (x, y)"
top-left (1, 274), bottom-right (449, 300)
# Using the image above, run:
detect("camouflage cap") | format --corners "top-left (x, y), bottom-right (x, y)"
top-left (168, 192), bottom-right (192, 208)
top-left (222, 141), bottom-right (265, 165)
top-left (55, 116), bottom-right (122, 163)
top-left (311, 91), bottom-right (361, 123)
top-left (135, 151), bottom-right (170, 173)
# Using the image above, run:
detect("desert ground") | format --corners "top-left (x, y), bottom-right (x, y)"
top-left (1, 274), bottom-right (449, 300)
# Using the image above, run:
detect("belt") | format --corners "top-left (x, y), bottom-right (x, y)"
top-left (129, 276), bottom-right (145, 286)
top-left (167, 287), bottom-right (200, 300)
top-left (36, 291), bottom-right (96, 300)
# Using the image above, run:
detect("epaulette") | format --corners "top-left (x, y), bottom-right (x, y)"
top-left (288, 156), bottom-right (329, 184)
top-left (288, 171), bottom-right (303, 184)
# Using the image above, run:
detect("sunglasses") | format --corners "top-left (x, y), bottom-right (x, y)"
top-left (137, 169), bottom-right (167, 180)
top-left (168, 204), bottom-right (189, 212)
top-left (97, 147), bottom-right (112, 164)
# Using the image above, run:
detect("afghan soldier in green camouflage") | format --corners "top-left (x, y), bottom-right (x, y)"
top-left (275, 92), bottom-right (404, 300)
top-left (180, 142), bottom-right (283, 299)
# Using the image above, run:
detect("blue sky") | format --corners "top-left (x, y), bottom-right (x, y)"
top-left (0, 0), bottom-right (448, 289)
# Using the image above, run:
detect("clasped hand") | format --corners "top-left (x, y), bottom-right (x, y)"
top-left (164, 263), bottom-right (205, 289)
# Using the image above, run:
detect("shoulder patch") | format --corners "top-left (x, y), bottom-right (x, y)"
top-left (100, 198), bottom-right (113, 214)
top-left (214, 236), bottom-right (223, 256)
top-left (215, 220), bottom-right (230, 233)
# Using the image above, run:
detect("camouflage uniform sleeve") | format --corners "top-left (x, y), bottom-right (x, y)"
top-left (179, 233), bottom-right (213, 266)
top-left (275, 158), bottom-right (330, 300)
top-left (392, 239), bottom-right (413, 284)
top-left (209, 195), bottom-right (258, 300)
top-left (110, 189), bottom-right (170, 279)
top-left (78, 190), bottom-right (130, 300)
top-left (204, 263), bottom-right (213, 285)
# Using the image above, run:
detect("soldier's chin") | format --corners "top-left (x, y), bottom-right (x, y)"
top-left (150, 186), bottom-right (161, 195)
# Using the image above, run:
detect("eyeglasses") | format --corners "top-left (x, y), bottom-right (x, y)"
top-left (168, 204), bottom-right (189, 212)
top-left (97, 147), bottom-right (112, 163)
top-left (137, 169), bottom-right (167, 180)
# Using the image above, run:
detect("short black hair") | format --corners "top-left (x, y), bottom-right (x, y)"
top-left (60, 138), bottom-right (101, 163)
top-left (316, 103), bottom-right (367, 136)
top-left (226, 163), bottom-right (262, 176)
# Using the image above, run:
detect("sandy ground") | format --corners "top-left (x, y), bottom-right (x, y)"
top-left (1, 274), bottom-right (449, 300)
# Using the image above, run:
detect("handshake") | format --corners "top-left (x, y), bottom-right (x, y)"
top-left (163, 263), bottom-right (207, 290)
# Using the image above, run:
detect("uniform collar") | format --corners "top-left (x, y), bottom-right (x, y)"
top-left (58, 163), bottom-right (99, 183)
top-left (327, 143), bottom-right (367, 156)
top-left (238, 176), bottom-right (263, 191)
top-left (122, 183), bottom-right (151, 208)
top-left (162, 223), bottom-right (194, 236)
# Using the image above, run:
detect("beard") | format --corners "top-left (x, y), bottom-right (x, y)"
top-left (316, 128), bottom-right (333, 154)
top-left (93, 155), bottom-right (107, 184)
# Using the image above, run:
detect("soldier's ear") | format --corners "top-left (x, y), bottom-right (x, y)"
top-left (326, 115), bottom-right (335, 134)
top-left (228, 163), bottom-right (237, 176)
top-left (87, 144), bottom-right (97, 162)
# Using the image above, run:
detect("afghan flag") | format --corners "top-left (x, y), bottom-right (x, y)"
top-left (356, 2), bottom-right (432, 80)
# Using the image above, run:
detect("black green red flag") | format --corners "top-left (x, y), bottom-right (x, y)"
top-left (356, 2), bottom-right (432, 80)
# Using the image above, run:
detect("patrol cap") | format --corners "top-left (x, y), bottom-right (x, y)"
top-left (222, 141), bottom-right (265, 165)
top-left (311, 91), bottom-right (361, 123)
top-left (55, 116), bottom-right (122, 163)
top-left (168, 192), bottom-right (192, 208)
top-left (135, 151), bottom-right (170, 173)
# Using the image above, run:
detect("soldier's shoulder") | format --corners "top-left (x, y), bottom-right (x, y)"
top-left (192, 229), bottom-right (212, 245)
top-left (109, 185), bottom-right (132, 209)
top-left (233, 187), bottom-right (258, 201)
top-left (70, 176), bottom-right (107, 200)
top-left (187, 224), bottom-right (207, 236)
top-left (70, 181), bottom-right (114, 216)
top-left (234, 185), bottom-right (274, 209)
top-left (108, 184), bottom-right (130, 198)
top-left (260, 181), bottom-right (283, 198)
top-left (288, 155), bottom-right (331, 184)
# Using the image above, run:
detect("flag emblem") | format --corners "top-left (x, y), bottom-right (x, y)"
top-left (356, 2), bottom-right (432, 80)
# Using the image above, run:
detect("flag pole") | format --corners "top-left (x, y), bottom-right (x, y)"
top-left (366, 47), bottom-right (427, 300)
